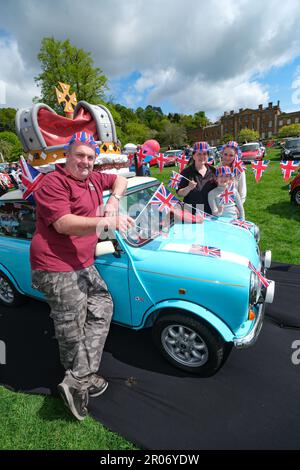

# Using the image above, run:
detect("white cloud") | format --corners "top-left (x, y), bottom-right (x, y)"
top-left (1, 0), bottom-right (300, 117)
top-left (0, 36), bottom-right (40, 108)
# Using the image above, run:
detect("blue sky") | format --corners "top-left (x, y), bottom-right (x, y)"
top-left (1, 0), bottom-right (300, 121)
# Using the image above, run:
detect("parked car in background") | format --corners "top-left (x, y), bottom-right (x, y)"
top-left (0, 177), bottom-right (274, 376)
top-left (289, 170), bottom-right (300, 206)
top-left (259, 142), bottom-right (266, 157)
top-left (164, 150), bottom-right (183, 167)
top-left (280, 138), bottom-right (300, 160)
top-left (240, 142), bottom-right (264, 162)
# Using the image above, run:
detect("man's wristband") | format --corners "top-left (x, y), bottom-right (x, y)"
top-left (111, 193), bottom-right (122, 201)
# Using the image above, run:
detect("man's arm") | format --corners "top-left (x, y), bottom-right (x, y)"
top-left (53, 213), bottom-right (134, 237)
top-left (104, 175), bottom-right (128, 215)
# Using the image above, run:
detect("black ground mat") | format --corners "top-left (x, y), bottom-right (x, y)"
top-left (0, 262), bottom-right (299, 449)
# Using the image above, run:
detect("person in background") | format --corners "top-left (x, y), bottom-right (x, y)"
top-left (221, 141), bottom-right (247, 203)
top-left (208, 165), bottom-right (245, 220)
top-left (177, 141), bottom-right (216, 214)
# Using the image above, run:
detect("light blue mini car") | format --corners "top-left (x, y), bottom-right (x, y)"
top-left (0, 176), bottom-right (275, 376)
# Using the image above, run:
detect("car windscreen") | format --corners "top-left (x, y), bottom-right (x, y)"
top-left (241, 144), bottom-right (259, 152)
top-left (119, 182), bottom-right (175, 247)
top-left (285, 139), bottom-right (300, 149)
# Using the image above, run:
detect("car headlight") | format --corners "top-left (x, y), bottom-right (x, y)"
top-left (285, 149), bottom-right (290, 155)
top-left (253, 224), bottom-right (260, 243)
top-left (249, 271), bottom-right (261, 305)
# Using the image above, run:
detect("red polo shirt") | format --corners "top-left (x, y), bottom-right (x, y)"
top-left (30, 165), bottom-right (117, 272)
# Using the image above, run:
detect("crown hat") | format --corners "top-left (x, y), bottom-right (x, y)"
top-left (193, 141), bottom-right (210, 153)
top-left (65, 131), bottom-right (100, 155)
top-left (215, 165), bottom-right (234, 177)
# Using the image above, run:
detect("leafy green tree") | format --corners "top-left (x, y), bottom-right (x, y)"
top-left (192, 111), bottom-right (210, 128)
top-left (0, 139), bottom-right (13, 162)
top-left (278, 123), bottom-right (300, 138)
top-left (238, 128), bottom-right (259, 143)
top-left (159, 122), bottom-right (187, 148)
top-left (35, 37), bottom-right (108, 113)
top-left (220, 133), bottom-right (234, 144)
top-left (0, 131), bottom-right (23, 162)
top-left (0, 108), bottom-right (17, 132)
top-left (124, 122), bottom-right (152, 145)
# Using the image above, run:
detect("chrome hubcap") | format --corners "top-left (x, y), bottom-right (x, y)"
top-left (295, 190), bottom-right (300, 205)
top-left (161, 324), bottom-right (209, 367)
top-left (0, 276), bottom-right (14, 303)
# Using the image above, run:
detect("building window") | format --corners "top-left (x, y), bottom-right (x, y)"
top-left (287, 119), bottom-right (291, 125)
top-left (268, 131), bottom-right (272, 138)
top-left (261, 132), bottom-right (265, 139)
top-left (279, 120), bottom-right (283, 126)
top-left (296, 117), bottom-right (299, 124)
top-left (269, 120), bottom-right (272, 128)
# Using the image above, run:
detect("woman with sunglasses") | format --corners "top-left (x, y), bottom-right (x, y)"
top-left (221, 141), bottom-right (247, 203)
top-left (177, 141), bottom-right (217, 214)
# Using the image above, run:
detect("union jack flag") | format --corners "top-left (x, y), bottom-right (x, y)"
top-left (219, 184), bottom-right (235, 204)
top-left (156, 153), bottom-right (165, 172)
top-left (230, 219), bottom-right (253, 230)
top-left (177, 153), bottom-right (189, 172)
top-left (127, 153), bottom-right (135, 166)
top-left (136, 148), bottom-right (145, 168)
top-left (189, 244), bottom-right (221, 258)
top-left (280, 160), bottom-right (300, 181)
top-left (207, 155), bottom-right (215, 166)
top-left (168, 171), bottom-right (182, 189)
top-left (251, 160), bottom-right (270, 182)
top-left (20, 156), bottom-right (45, 203)
top-left (248, 261), bottom-right (270, 288)
top-left (150, 183), bottom-right (179, 213)
top-left (233, 157), bottom-right (246, 175)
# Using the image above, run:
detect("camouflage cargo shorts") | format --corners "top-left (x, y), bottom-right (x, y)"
top-left (31, 264), bottom-right (113, 377)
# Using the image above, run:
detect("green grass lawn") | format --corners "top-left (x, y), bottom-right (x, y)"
top-left (151, 147), bottom-right (300, 264)
top-left (1, 146), bottom-right (299, 450)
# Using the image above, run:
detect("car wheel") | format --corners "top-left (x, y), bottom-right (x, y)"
top-left (152, 313), bottom-right (228, 376)
top-left (292, 188), bottom-right (300, 206)
top-left (0, 272), bottom-right (26, 307)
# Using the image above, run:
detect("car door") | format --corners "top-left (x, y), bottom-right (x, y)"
top-left (0, 199), bottom-right (44, 300)
top-left (94, 235), bottom-right (132, 326)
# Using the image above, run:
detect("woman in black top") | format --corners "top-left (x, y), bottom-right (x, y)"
top-left (177, 141), bottom-right (216, 214)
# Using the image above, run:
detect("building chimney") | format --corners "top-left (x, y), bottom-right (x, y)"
top-left (268, 102), bottom-right (273, 108)
top-left (258, 104), bottom-right (263, 110)
top-left (230, 110), bottom-right (234, 115)
top-left (277, 100), bottom-right (280, 107)
top-left (239, 108), bottom-right (243, 113)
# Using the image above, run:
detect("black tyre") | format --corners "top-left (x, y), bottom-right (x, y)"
top-left (0, 272), bottom-right (26, 307)
top-left (291, 188), bottom-right (300, 206)
top-left (152, 313), bottom-right (228, 376)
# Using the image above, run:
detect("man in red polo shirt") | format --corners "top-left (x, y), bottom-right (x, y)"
top-left (31, 132), bottom-right (134, 421)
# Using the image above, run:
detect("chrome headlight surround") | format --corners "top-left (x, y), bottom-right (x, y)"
top-left (253, 224), bottom-right (260, 243)
top-left (249, 271), bottom-right (261, 305)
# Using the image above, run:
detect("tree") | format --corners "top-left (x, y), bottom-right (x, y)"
top-left (158, 122), bottom-right (187, 147)
top-left (220, 133), bottom-right (234, 144)
top-left (0, 139), bottom-right (13, 162)
top-left (124, 122), bottom-right (152, 145)
top-left (238, 128), bottom-right (259, 143)
top-left (0, 131), bottom-right (23, 162)
top-left (0, 108), bottom-right (17, 133)
top-left (35, 37), bottom-right (108, 113)
top-left (278, 124), bottom-right (300, 138)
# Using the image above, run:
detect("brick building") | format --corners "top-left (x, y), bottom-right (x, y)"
top-left (188, 101), bottom-right (300, 146)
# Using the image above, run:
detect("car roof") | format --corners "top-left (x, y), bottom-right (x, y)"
top-left (241, 142), bottom-right (259, 146)
top-left (0, 177), bottom-right (158, 202)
